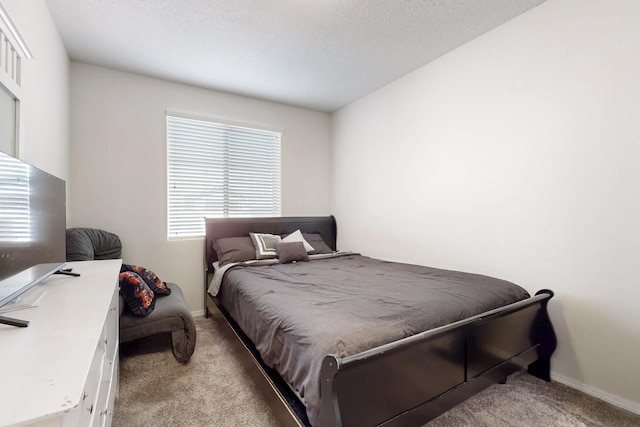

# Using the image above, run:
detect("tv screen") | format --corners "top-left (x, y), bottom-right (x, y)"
top-left (0, 151), bottom-right (66, 308)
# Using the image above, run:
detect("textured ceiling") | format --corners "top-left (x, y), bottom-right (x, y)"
top-left (45, 0), bottom-right (546, 113)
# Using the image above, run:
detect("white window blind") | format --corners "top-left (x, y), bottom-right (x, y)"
top-left (167, 115), bottom-right (281, 239)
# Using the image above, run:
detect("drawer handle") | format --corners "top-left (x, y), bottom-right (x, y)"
top-left (87, 403), bottom-right (93, 414)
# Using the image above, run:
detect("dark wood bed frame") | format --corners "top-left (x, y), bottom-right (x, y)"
top-left (203, 216), bottom-right (557, 427)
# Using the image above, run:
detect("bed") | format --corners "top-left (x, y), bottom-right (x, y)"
top-left (203, 216), bottom-right (556, 427)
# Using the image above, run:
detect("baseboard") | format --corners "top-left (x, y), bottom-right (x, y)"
top-left (191, 309), bottom-right (205, 318)
top-left (551, 372), bottom-right (640, 415)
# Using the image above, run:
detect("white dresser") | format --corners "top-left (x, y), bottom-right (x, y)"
top-left (0, 260), bottom-right (121, 427)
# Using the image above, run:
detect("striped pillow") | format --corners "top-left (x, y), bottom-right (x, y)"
top-left (250, 232), bottom-right (282, 259)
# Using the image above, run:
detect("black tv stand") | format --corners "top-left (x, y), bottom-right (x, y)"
top-left (55, 268), bottom-right (81, 277)
top-left (0, 315), bottom-right (29, 327)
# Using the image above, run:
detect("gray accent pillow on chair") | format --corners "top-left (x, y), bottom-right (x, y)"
top-left (66, 228), bottom-right (122, 261)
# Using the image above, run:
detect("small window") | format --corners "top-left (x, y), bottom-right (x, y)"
top-left (167, 114), bottom-right (281, 239)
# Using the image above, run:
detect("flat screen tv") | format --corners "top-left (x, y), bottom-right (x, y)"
top-left (0, 151), bottom-right (66, 326)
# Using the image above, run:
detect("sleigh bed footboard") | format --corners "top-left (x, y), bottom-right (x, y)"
top-left (318, 290), bottom-right (556, 427)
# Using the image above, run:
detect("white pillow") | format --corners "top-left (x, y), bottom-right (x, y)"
top-left (282, 229), bottom-right (315, 253)
top-left (249, 232), bottom-right (282, 259)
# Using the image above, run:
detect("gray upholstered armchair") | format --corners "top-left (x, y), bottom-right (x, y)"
top-left (66, 228), bottom-right (196, 363)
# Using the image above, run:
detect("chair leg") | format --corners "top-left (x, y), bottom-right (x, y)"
top-left (170, 315), bottom-right (196, 363)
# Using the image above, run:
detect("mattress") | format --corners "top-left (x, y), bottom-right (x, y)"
top-left (216, 253), bottom-right (530, 426)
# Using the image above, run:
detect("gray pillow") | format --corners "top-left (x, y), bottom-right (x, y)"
top-left (302, 233), bottom-right (333, 254)
top-left (276, 242), bottom-right (309, 264)
top-left (213, 237), bottom-right (256, 266)
top-left (282, 229), bottom-right (315, 252)
top-left (66, 228), bottom-right (122, 261)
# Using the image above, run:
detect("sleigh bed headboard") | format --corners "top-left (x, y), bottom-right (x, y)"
top-left (204, 215), bottom-right (337, 269)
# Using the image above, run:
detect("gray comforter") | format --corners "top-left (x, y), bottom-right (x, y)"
top-left (218, 253), bottom-right (530, 426)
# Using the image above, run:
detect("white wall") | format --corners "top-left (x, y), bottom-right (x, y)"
top-left (69, 62), bottom-right (332, 313)
top-left (332, 0), bottom-right (640, 414)
top-left (1, 0), bottom-right (69, 179)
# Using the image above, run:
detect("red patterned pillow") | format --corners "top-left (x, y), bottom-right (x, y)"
top-left (119, 271), bottom-right (156, 316)
top-left (120, 264), bottom-right (171, 296)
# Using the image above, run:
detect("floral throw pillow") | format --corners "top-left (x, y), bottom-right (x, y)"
top-left (121, 264), bottom-right (171, 296)
top-left (119, 271), bottom-right (156, 316)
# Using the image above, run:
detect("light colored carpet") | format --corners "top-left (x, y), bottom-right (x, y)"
top-left (114, 316), bottom-right (640, 427)
top-left (114, 315), bottom-right (278, 427)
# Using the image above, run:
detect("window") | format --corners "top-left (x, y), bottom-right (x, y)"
top-left (1, 2), bottom-right (33, 157)
top-left (0, 84), bottom-right (17, 156)
top-left (167, 114), bottom-right (281, 239)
